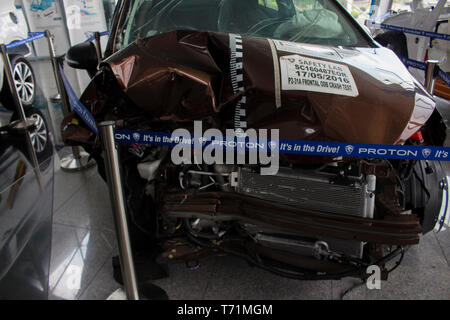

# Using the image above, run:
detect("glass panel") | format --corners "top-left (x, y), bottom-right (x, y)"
top-left (115, 0), bottom-right (371, 51)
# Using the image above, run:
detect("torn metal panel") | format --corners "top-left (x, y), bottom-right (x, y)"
top-left (61, 29), bottom-right (438, 158)
top-left (75, 30), bottom-right (431, 147)
top-left (160, 191), bottom-right (421, 245)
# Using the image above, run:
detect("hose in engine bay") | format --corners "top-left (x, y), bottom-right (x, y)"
top-left (184, 227), bottom-right (405, 281)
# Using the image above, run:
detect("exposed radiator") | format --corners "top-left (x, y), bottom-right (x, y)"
top-left (236, 167), bottom-right (374, 218)
top-left (236, 167), bottom-right (376, 259)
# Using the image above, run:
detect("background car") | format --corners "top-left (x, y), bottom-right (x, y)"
top-left (371, 0), bottom-right (449, 87)
top-left (0, 0), bottom-right (52, 162)
top-left (0, 0), bottom-right (36, 109)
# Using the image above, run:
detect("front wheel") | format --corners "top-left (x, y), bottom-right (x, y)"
top-left (0, 56), bottom-right (36, 110)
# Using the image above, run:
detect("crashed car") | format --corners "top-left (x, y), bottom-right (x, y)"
top-left (64, 0), bottom-right (448, 281)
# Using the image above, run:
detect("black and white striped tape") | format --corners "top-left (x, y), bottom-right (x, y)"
top-left (229, 34), bottom-right (247, 130)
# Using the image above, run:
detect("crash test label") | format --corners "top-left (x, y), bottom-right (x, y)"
top-left (279, 54), bottom-right (359, 97)
top-left (176, 304), bottom-right (273, 318)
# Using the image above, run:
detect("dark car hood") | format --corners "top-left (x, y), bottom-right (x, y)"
top-left (79, 30), bottom-right (435, 145)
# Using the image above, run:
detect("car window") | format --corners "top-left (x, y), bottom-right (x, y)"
top-left (114, 0), bottom-right (371, 51)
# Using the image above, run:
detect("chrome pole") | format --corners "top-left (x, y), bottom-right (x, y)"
top-left (424, 60), bottom-right (439, 94)
top-left (94, 31), bottom-right (102, 65)
top-left (0, 43), bottom-right (42, 187)
top-left (99, 121), bottom-right (139, 300)
top-left (44, 30), bottom-right (95, 172)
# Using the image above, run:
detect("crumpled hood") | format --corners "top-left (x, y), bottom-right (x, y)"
top-left (84, 30), bottom-right (435, 145)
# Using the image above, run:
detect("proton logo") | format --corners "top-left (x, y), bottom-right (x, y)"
top-left (345, 145), bottom-right (354, 155)
top-left (133, 133), bottom-right (141, 141)
top-left (268, 141), bottom-right (277, 151)
top-left (422, 148), bottom-right (432, 159)
top-left (288, 58), bottom-right (295, 63)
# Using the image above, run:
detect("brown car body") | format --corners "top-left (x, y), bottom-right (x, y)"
top-left (62, 1), bottom-right (447, 280)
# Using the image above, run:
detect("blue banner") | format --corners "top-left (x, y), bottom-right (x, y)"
top-left (399, 56), bottom-right (450, 87)
top-left (84, 30), bottom-right (110, 43)
top-left (438, 69), bottom-right (450, 87)
top-left (371, 22), bottom-right (450, 41)
top-left (58, 64), bottom-right (99, 135)
top-left (114, 130), bottom-right (450, 162)
top-left (5, 32), bottom-right (45, 50)
top-left (399, 56), bottom-right (426, 71)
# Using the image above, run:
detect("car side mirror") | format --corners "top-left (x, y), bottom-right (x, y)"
top-left (66, 42), bottom-right (98, 78)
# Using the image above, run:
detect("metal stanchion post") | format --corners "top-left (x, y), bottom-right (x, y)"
top-left (424, 60), bottom-right (439, 95)
top-left (0, 43), bottom-right (42, 187)
top-left (94, 32), bottom-right (102, 65)
top-left (99, 121), bottom-right (139, 300)
top-left (44, 30), bottom-right (95, 172)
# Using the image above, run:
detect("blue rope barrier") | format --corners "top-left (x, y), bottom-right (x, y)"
top-left (113, 129), bottom-right (450, 162)
top-left (438, 69), bottom-right (450, 87)
top-left (5, 32), bottom-right (45, 50)
top-left (399, 55), bottom-right (450, 87)
top-left (3, 29), bottom-right (109, 51)
top-left (371, 22), bottom-right (450, 41)
top-left (399, 56), bottom-right (427, 71)
top-left (59, 63), bottom-right (99, 135)
top-left (84, 30), bottom-right (110, 43)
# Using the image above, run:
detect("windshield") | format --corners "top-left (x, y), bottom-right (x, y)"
top-left (113, 0), bottom-right (372, 51)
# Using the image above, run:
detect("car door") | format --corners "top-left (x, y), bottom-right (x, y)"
top-left (0, 117), bottom-right (54, 299)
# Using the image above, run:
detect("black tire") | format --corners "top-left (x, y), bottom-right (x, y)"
top-left (11, 107), bottom-right (53, 163)
top-left (374, 31), bottom-right (409, 58)
top-left (0, 55), bottom-right (36, 110)
top-left (404, 160), bottom-right (446, 234)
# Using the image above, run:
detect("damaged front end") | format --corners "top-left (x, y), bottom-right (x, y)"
top-left (62, 4), bottom-right (448, 281)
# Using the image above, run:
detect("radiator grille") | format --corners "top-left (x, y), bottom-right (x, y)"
top-left (237, 167), bottom-right (366, 217)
